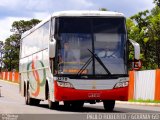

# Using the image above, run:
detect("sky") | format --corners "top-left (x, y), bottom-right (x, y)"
top-left (0, 0), bottom-right (155, 42)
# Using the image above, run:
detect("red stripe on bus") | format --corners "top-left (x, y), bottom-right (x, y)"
top-left (54, 81), bottom-right (128, 101)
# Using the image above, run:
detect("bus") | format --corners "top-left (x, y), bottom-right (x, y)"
top-left (19, 11), bottom-right (141, 111)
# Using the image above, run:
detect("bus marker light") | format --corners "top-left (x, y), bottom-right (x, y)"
top-left (57, 81), bottom-right (74, 88)
top-left (114, 81), bottom-right (128, 88)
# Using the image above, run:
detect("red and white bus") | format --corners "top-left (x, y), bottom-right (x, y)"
top-left (19, 11), bottom-right (141, 111)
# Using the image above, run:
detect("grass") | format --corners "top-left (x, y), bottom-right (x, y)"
top-left (129, 99), bottom-right (160, 103)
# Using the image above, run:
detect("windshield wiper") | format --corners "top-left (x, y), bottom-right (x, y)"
top-left (88, 49), bottom-right (111, 75)
top-left (76, 49), bottom-right (111, 77)
top-left (76, 56), bottom-right (92, 76)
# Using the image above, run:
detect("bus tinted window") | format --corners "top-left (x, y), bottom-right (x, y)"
top-left (92, 17), bottom-right (126, 33)
top-left (58, 18), bottom-right (91, 33)
top-left (56, 17), bottom-right (127, 75)
top-left (21, 22), bottom-right (49, 58)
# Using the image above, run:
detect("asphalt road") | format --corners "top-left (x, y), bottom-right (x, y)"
top-left (0, 80), bottom-right (159, 116)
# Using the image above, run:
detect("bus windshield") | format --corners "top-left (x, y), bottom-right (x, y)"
top-left (56, 17), bottom-right (127, 76)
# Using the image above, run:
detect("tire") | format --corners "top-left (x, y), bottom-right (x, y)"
top-left (25, 86), bottom-right (32, 105)
top-left (32, 99), bottom-right (40, 106)
top-left (48, 90), bottom-right (59, 109)
top-left (103, 100), bottom-right (115, 112)
top-left (25, 85), bottom-right (40, 106)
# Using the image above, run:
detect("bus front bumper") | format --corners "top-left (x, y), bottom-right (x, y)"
top-left (54, 81), bottom-right (128, 101)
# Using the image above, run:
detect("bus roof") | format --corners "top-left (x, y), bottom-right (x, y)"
top-left (52, 10), bottom-right (124, 17)
top-left (22, 11), bottom-right (125, 38)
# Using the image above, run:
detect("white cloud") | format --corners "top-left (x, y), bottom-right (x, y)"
top-left (33, 12), bottom-right (50, 20)
top-left (0, 17), bottom-right (31, 42)
top-left (0, 0), bottom-right (96, 41)
top-left (68, 0), bottom-right (95, 9)
top-left (0, 0), bottom-right (155, 41)
top-left (0, 0), bottom-right (97, 25)
top-left (25, 0), bottom-right (52, 11)
top-left (91, 0), bottom-right (155, 16)
top-left (0, 0), bottom-right (22, 9)
top-left (0, 17), bottom-right (14, 42)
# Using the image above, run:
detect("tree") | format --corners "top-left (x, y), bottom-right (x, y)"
top-left (11, 19), bottom-right (41, 34)
top-left (149, 7), bottom-right (160, 67)
top-left (154, 0), bottom-right (160, 7)
top-left (99, 8), bottom-right (108, 11)
top-left (128, 10), bottom-right (159, 69)
top-left (3, 35), bottom-right (20, 71)
top-left (151, 6), bottom-right (160, 16)
top-left (127, 3), bottom-right (160, 69)
top-left (3, 19), bottom-right (41, 71)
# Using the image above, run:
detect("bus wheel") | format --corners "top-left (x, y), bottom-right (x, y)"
top-left (25, 86), bottom-right (40, 106)
top-left (103, 100), bottom-right (115, 112)
top-left (32, 99), bottom-right (40, 106)
top-left (25, 87), bottom-right (33, 105)
top-left (25, 86), bottom-right (31, 105)
top-left (48, 91), bottom-right (59, 109)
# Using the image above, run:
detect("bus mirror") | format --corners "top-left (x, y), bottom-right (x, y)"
top-left (129, 39), bottom-right (140, 60)
top-left (129, 39), bottom-right (142, 70)
top-left (49, 39), bottom-right (56, 58)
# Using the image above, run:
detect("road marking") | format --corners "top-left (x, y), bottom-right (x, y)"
top-left (0, 79), bottom-right (19, 85)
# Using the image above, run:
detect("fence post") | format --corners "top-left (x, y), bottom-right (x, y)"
top-left (2, 72), bottom-right (5, 80)
top-left (9, 72), bottom-right (12, 81)
top-left (128, 71), bottom-right (135, 100)
top-left (12, 72), bottom-right (15, 82)
top-left (5, 72), bottom-right (7, 80)
top-left (155, 69), bottom-right (160, 100)
top-left (14, 72), bottom-right (19, 83)
top-left (0, 72), bottom-right (2, 79)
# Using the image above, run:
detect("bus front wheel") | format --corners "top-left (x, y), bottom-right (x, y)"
top-left (103, 100), bottom-right (115, 112)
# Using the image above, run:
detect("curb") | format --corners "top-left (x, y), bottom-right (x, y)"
top-left (0, 79), bottom-right (19, 85)
top-left (116, 101), bottom-right (160, 106)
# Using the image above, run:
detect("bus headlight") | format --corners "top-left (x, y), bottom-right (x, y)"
top-left (57, 81), bottom-right (74, 88)
top-left (114, 81), bottom-right (129, 88)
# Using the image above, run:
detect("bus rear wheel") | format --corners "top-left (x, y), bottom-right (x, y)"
top-left (103, 100), bottom-right (115, 112)
top-left (25, 88), bottom-right (40, 106)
